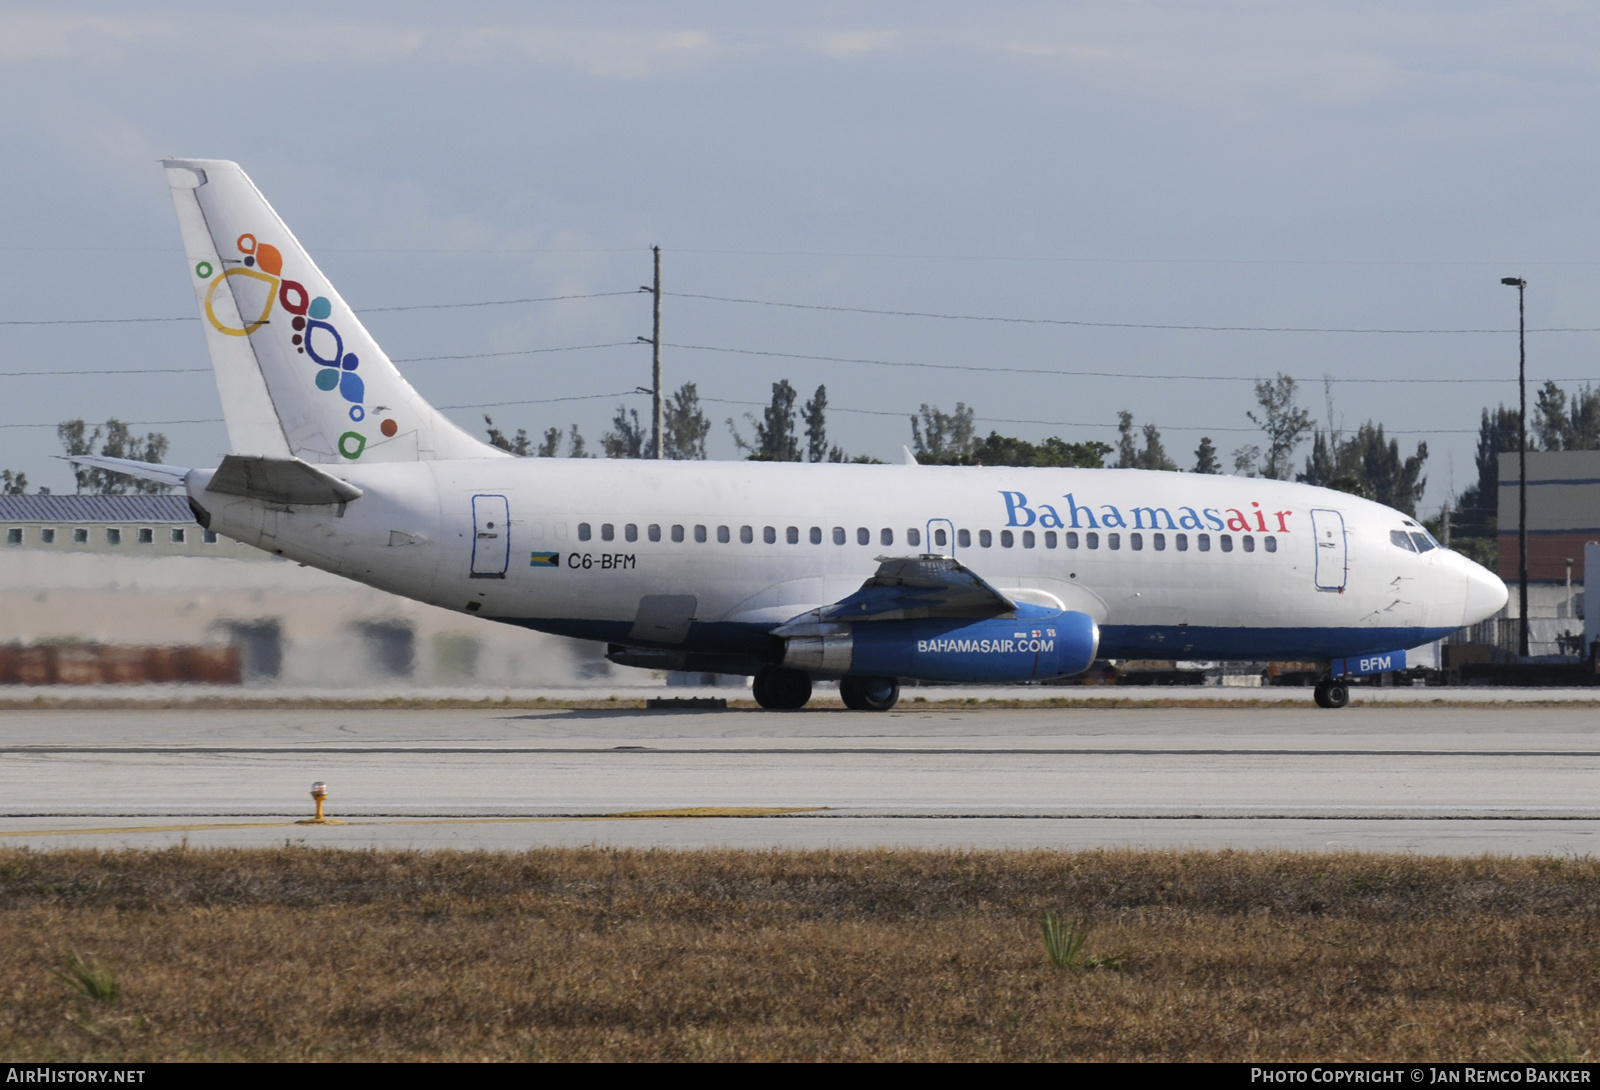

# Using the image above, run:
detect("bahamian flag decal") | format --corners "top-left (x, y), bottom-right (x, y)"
top-left (530, 552), bottom-right (559, 568)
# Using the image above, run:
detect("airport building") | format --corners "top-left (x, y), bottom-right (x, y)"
top-left (0, 494), bottom-right (623, 689)
top-left (1495, 450), bottom-right (1596, 620)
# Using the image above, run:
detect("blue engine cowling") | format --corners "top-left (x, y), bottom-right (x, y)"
top-left (834, 607), bottom-right (1099, 684)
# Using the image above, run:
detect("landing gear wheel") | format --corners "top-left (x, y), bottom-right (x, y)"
top-left (1314, 679), bottom-right (1350, 709)
top-left (839, 675), bottom-right (901, 711)
top-left (753, 666), bottom-right (813, 710)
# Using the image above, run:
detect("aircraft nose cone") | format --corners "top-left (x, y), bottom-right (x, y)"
top-left (1463, 562), bottom-right (1508, 625)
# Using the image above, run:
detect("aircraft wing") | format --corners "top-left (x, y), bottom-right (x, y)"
top-left (63, 454), bottom-right (192, 488)
top-left (778, 555), bottom-right (1017, 630)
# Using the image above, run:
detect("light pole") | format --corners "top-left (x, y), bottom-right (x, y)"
top-left (1501, 276), bottom-right (1529, 658)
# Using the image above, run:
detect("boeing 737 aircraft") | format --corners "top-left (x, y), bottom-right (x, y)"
top-left (74, 160), bottom-right (1509, 710)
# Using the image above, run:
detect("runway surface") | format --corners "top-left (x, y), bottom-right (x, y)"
top-left (1, 705), bottom-right (1597, 854)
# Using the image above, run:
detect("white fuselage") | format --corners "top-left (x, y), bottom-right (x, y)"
top-left (185, 457), bottom-right (1508, 672)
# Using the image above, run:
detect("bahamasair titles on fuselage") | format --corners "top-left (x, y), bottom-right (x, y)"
top-left (71, 159), bottom-right (1508, 712)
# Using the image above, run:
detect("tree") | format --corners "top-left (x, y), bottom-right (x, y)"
top-left (1115, 411), bottom-right (1177, 471)
top-left (1193, 436), bottom-right (1220, 474)
top-left (1532, 381), bottom-right (1600, 451)
top-left (1244, 373), bottom-right (1313, 480)
top-left (966, 432), bottom-right (1111, 468)
top-left (602, 405), bottom-right (646, 459)
top-left (802, 384), bottom-right (830, 463)
top-left (663, 382), bottom-right (710, 460)
top-left (566, 425), bottom-right (589, 459)
top-left (1296, 422), bottom-right (1428, 515)
top-left (58, 419), bottom-right (170, 494)
top-left (484, 414), bottom-right (532, 456)
top-left (1, 469), bottom-right (26, 494)
top-left (1453, 406), bottom-right (1519, 539)
top-left (730, 380), bottom-right (801, 461)
top-left (537, 427), bottom-right (563, 458)
top-left (910, 403), bottom-right (976, 464)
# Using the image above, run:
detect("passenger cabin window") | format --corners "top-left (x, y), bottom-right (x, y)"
top-left (1000, 530), bottom-right (1014, 548)
top-left (1153, 533), bottom-right (1166, 551)
top-left (1022, 530), bottom-right (1035, 548)
top-left (671, 524), bottom-right (685, 543)
top-left (881, 528), bottom-right (894, 546)
top-left (1043, 531), bottom-right (1056, 548)
top-left (601, 523), bottom-right (614, 542)
top-left (625, 524), bottom-right (638, 542)
top-left (649, 524), bottom-right (662, 542)
top-left (810, 527), bottom-right (822, 545)
top-left (1176, 533), bottom-right (1188, 551)
top-left (577, 523), bottom-right (591, 541)
top-left (979, 530), bottom-right (993, 548)
top-left (1390, 530), bottom-right (1417, 552)
top-left (907, 528), bottom-right (921, 547)
top-left (1264, 535), bottom-right (1277, 552)
top-left (740, 526), bottom-right (753, 544)
top-left (1220, 535), bottom-right (1233, 553)
top-left (856, 527), bottom-right (869, 546)
top-left (833, 527), bottom-right (846, 545)
top-left (933, 528), bottom-right (947, 548)
top-left (1198, 533), bottom-right (1210, 552)
top-left (786, 526), bottom-right (798, 544)
top-left (695, 525), bottom-right (708, 543)
top-left (1129, 532), bottom-right (1143, 551)
top-left (957, 529), bottom-right (971, 548)
top-left (717, 525), bottom-right (730, 543)
top-left (1242, 535), bottom-right (1255, 553)
top-left (1086, 532), bottom-right (1099, 549)
top-left (1066, 531), bottom-right (1079, 549)
top-left (764, 526), bottom-right (776, 544)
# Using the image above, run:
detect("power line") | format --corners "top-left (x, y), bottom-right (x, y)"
top-left (0, 342), bottom-right (635, 376)
top-left (664, 341), bottom-right (1580, 385)
top-left (0, 291), bottom-right (641, 327)
top-left (667, 291), bottom-right (1600, 334)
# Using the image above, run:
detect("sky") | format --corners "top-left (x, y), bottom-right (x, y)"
top-left (3, 1), bottom-right (1599, 508)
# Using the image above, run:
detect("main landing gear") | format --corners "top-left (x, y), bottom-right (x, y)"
top-left (1313, 678), bottom-right (1350, 710)
top-left (840, 675), bottom-right (900, 712)
top-left (752, 666), bottom-right (812, 710)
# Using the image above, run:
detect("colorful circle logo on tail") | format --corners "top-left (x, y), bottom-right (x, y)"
top-left (198, 232), bottom-right (399, 458)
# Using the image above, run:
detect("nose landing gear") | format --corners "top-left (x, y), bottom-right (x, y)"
top-left (1313, 678), bottom-right (1350, 709)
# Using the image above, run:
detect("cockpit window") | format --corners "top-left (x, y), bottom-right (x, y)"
top-left (1390, 529), bottom-right (1418, 552)
top-left (1410, 532), bottom-right (1435, 553)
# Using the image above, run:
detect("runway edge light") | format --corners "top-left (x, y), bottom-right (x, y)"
top-left (296, 780), bottom-right (346, 826)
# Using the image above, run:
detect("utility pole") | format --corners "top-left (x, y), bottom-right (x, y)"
top-left (638, 246), bottom-right (663, 460)
top-left (1502, 276), bottom-right (1529, 658)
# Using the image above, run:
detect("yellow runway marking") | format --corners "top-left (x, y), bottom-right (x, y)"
top-left (0, 807), bottom-right (825, 839)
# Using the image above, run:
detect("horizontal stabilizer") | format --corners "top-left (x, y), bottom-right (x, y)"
top-left (778, 555), bottom-right (1017, 629)
top-left (205, 455), bottom-right (363, 506)
top-left (63, 455), bottom-right (192, 488)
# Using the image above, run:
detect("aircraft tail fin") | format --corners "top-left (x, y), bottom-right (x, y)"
top-left (162, 159), bottom-right (505, 464)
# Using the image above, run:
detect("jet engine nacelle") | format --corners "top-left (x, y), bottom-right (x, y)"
top-left (781, 609), bottom-right (1099, 683)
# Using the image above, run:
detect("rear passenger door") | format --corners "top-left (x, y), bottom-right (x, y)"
top-left (470, 494), bottom-right (510, 578)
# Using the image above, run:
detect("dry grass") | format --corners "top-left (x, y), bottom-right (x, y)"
top-left (0, 847), bottom-right (1596, 1061)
